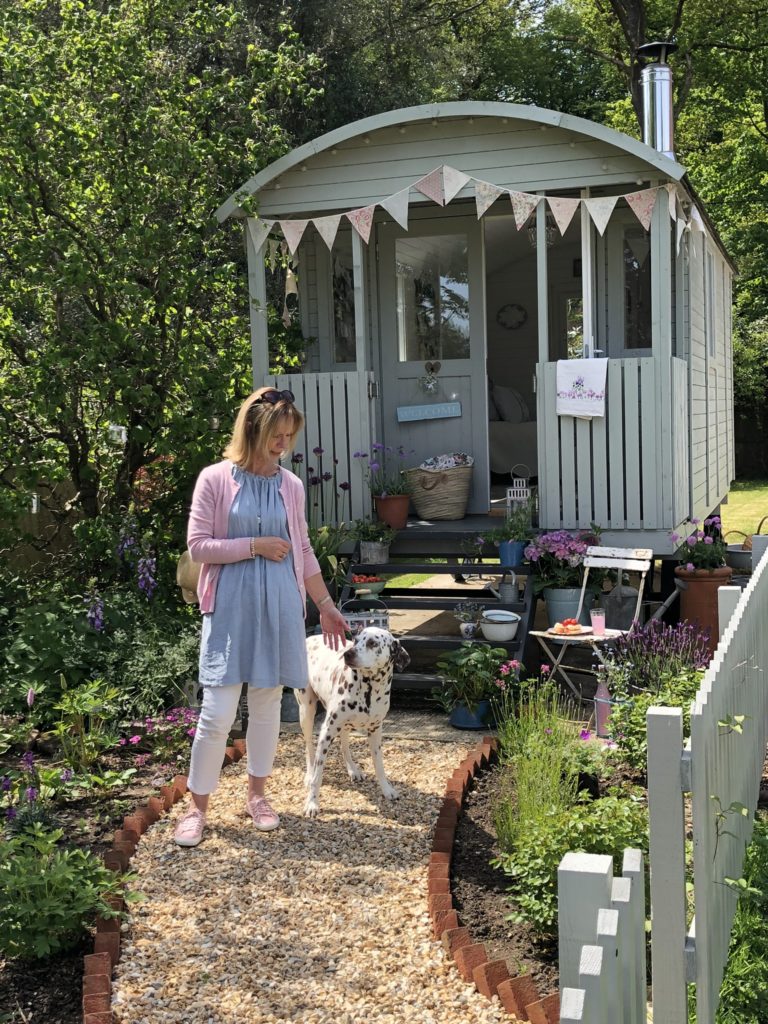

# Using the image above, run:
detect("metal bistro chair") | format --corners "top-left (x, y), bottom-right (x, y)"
top-left (530, 546), bottom-right (653, 703)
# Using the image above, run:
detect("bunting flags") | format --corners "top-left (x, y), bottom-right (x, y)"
top-left (546, 196), bottom-right (580, 236)
top-left (413, 168), bottom-right (445, 206)
top-left (443, 165), bottom-right (471, 202)
top-left (280, 219), bottom-right (308, 255)
top-left (381, 187), bottom-right (411, 230)
top-left (624, 188), bottom-right (658, 232)
top-left (474, 181), bottom-right (504, 218)
top-left (584, 196), bottom-right (619, 236)
top-left (313, 214), bottom-right (342, 251)
top-left (676, 217), bottom-right (686, 255)
top-left (246, 217), bottom-right (274, 252)
top-left (263, 164), bottom-right (696, 253)
top-left (509, 190), bottom-right (541, 230)
top-left (346, 205), bottom-right (376, 244)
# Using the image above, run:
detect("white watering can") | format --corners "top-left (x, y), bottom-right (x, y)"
top-left (486, 571), bottom-right (517, 605)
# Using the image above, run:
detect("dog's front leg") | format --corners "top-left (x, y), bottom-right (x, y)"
top-left (339, 725), bottom-right (364, 781)
top-left (297, 692), bottom-right (318, 789)
top-left (367, 723), bottom-right (398, 801)
top-left (304, 716), bottom-right (342, 818)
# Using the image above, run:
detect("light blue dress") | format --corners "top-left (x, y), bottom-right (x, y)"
top-left (198, 466), bottom-right (308, 689)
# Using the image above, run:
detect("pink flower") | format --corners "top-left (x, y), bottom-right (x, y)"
top-left (128, 735), bottom-right (141, 745)
top-left (703, 536), bottom-right (714, 545)
top-left (499, 663), bottom-right (511, 676)
top-left (579, 729), bottom-right (592, 740)
top-left (686, 562), bottom-right (695, 572)
top-left (118, 738), bottom-right (127, 746)
top-left (510, 659), bottom-right (521, 671)
top-left (687, 535), bottom-right (698, 546)
top-left (186, 728), bottom-right (196, 737)
top-left (541, 664), bottom-right (551, 675)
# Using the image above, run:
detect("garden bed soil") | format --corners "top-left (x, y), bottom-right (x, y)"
top-left (451, 761), bottom-right (559, 993)
top-left (0, 751), bottom-right (164, 1024)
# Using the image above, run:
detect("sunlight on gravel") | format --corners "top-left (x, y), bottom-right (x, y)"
top-left (112, 733), bottom-right (507, 1024)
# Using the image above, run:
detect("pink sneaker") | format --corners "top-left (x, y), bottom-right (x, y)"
top-left (246, 795), bottom-right (280, 831)
top-left (174, 807), bottom-right (206, 847)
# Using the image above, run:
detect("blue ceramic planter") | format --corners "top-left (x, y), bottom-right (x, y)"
top-left (449, 699), bottom-right (491, 730)
top-left (498, 540), bottom-right (527, 568)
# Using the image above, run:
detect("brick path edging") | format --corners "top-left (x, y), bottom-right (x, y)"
top-left (428, 737), bottom-right (561, 1024)
top-left (80, 738), bottom-right (246, 1023)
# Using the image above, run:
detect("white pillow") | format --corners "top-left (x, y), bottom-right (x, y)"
top-left (488, 392), bottom-right (500, 421)
top-left (492, 384), bottom-right (530, 424)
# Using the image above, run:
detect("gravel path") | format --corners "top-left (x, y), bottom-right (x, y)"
top-left (112, 731), bottom-right (507, 1024)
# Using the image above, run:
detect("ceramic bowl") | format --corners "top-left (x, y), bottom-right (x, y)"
top-left (349, 579), bottom-right (386, 595)
top-left (725, 544), bottom-right (752, 572)
top-left (479, 609), bottom-right (520, 642)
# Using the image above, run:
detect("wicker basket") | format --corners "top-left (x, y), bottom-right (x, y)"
top-left (404, 465), bottom-right (473, 520)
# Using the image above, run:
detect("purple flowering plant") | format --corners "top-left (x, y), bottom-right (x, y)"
top-left (291, 446), bottom-right (351, 529)
top-left (524, 528), bottom-right (601, 595)
top-left (354, 443), bottom-right (413, 497)
top-left (670, 516), bottom-right (726, 571)
top-left (121, 707), bottom-right (199, 773)
top-left (603, 619), bottom-right (710, 697)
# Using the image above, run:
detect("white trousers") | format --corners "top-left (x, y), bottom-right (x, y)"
top-left (187, 684), bottom-right (283, 796)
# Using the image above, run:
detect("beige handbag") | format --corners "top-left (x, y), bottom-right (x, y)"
top-left (176, 550), bottom-right (202, 604)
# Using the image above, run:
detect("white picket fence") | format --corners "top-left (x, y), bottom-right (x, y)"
top-left (557, 547), bottom-right (768, 1023)
top-left (558, 849), bottom-right (647, 1023)
top-left (646, 547), bottom-right (768, 1024)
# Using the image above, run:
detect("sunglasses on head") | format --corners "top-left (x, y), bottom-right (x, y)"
top-left (252, 389), bottom-right (295, 407)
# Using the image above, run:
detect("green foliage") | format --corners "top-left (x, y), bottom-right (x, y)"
top-left (308, 524), bottom-right (351, 591)
top-left (349, 518), bottom-right (396, 544)
top-left (496, 793), bottom-right (648, 935)
top-left (434, 642), bottom-right (508, 713)
top-left (0, 0), bottom-right (321, 553)
top-left (485, 496), bottom-right (536, 544)
top-left (714, 816), bottom-right (768, 1023)
top-left (53, 678), bottom-right (122, 774)
top-left (0, 824), bottom-right (126, 960)
top-left (609, 668), bottom-right (702, 776)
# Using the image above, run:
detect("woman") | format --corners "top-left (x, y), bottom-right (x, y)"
top-left (174, 387), bottom-right (348, 847)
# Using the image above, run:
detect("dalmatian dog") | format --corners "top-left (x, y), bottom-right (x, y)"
top-left (297, 627), bottom-right (410, 818)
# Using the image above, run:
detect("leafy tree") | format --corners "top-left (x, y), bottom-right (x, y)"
top-left (0, 0), bottom-right (320, 559)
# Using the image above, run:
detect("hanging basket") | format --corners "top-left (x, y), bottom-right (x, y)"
top-left (403, 465), bottom-right (473, 521)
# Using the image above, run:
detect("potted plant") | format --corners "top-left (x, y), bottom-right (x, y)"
top-left (671, 516), bottom-right (730, 657)
top-left (350, 517), bottom-right (396, 564)
top-left (434, 642), bottom-right (509, 729)
top-left (452, 599), bottom-right (483, 639)
top-left (486, 495), bottom-right (535, 568)
top-left (524, 528), bottom-right (602, 627)
top-left (354, 443), bottom-right (413, 529)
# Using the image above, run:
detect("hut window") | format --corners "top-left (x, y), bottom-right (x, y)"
top-left (332, 231), bottom-right (356, 364)
top-left (623, 227), bottom-right (652, 350)
top-left (395, 234), bottom-right (470, 362)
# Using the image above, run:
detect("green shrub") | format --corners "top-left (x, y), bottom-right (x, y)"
top-left (714, 816), bottom-right (768, 1023)
top-left (609, 668), bottom-right (702, 776)
top-left (495, 793), bottom-right (648, 936)
top-left (103, 619), bottom-right (200, 718)
top-left (0, 824), bottom-right (125, 959)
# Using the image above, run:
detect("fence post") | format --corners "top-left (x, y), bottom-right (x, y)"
top-left (751, 533), bottom-right (768, 569)
top-left (623, 848), bottom-right (647, 1024)
top-left (647, 707), bottom-right (688, 1023)
top-left (579, 944), bottom-right (607, 1024)
top-left (560, 988), bottom-right (587, 1024)
top-left (596, 907), bottom-right (620, 1022)
top-left (717, 585), bottom-right (741, 641)
top-left (558, 852), bottom-right (614, 991)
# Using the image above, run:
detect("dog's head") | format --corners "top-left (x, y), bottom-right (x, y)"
top-left (343, 627), bottom-right (410, 674)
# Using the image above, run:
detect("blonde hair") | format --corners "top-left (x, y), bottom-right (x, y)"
top-left (223, 388), bottom-right (305, 468)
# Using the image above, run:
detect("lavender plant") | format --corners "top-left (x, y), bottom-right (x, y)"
top-left (603, 619), bottom-right (711, 696)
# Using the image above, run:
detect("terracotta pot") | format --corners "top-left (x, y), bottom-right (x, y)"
top-left (674, 565), bottom-right (733, 656)
top-left (374, 494), bottom-right (410, 530)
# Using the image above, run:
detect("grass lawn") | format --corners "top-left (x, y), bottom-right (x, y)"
top-left (720, 479), bottom-right (768, 539)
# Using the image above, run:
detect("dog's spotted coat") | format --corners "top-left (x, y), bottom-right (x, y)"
top-left (295, 627), bottom-right (410, 817)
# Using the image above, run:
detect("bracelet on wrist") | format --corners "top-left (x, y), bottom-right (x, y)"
top-left (249, 538), bottom-right (257, 558)
top-left (317, 595), bottom-right (333, 609)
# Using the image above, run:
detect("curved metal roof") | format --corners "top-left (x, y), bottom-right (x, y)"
top-left (216, 100), bottom-right (686, 223)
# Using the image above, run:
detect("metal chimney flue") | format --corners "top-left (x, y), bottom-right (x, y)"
top-left (638, 41), bottom-right (677, 160)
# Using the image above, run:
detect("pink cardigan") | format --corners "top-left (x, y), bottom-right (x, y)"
top-left (187, 460), bottom-right (321, 614)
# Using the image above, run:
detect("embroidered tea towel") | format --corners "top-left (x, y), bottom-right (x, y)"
top-left (556, 358), bottom-right (608, 419)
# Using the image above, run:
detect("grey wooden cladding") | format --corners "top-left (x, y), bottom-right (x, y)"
top-left (538, 357), bottom-right (681, 533)
top-left (266, 371), bottom-right (374, 525)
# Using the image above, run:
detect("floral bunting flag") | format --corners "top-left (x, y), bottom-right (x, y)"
top-left (690, 206), bottom-right (706, 235)
top-left (546, 196), bottom-right (580, 236)
top-left (584, 196), bottom-right (618, 236)
top-left (346, 205), bottom-right (376, 244)
top-left (442, 165), bottom-right (471, 203)
top-left (280, 219), bottom-right (308, 255)
top-left (381, 187), bottom-right (411, 229)
top-left (624, 187), bottom-right (658, 231)
top-left (413, 167), bottom-right (445, 206)
top-left (666, 182), bottom-right (678, 221)
top-left (474, 180), bottom-right (505, 218)
top-left (313, 214), bottom-right (342, 251)
top-left (676, 217), bottom-right (686, 255)
top-left (246, 217), bottom-right (274, 252)
top-left (509, 190), bottom-right (541, 230)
